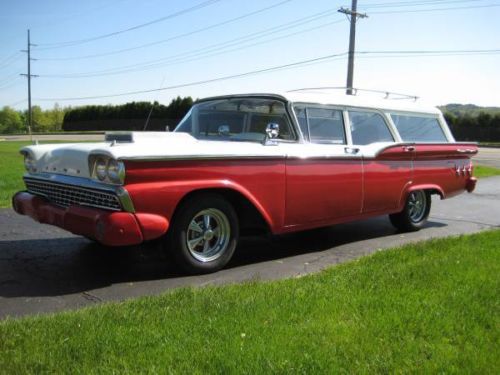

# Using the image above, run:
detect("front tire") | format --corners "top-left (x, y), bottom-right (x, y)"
top-left (389, 190), bottom-right (431, 232)
top-left (167, 193), bottom-right (239, 274)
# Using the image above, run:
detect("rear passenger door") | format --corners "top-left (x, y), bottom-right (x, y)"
top-left (285, 106), bottom-right (363, 226)
top-left (348, 109), bottom-right (414, 213)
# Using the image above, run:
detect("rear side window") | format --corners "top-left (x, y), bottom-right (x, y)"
top-left (390, 114), bottom-right (447, 142)
top-left (348, 110), bottom-right (394, 145)
top-left (293, 106), bottom-right (346, 144)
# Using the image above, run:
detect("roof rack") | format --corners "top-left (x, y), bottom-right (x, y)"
top-left (287, 87), bottom-right (419, 101)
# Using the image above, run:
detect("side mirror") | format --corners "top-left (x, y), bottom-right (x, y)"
top-left (263, 123), bottom-right (279, 145)
top-left (218, 125), bottom-right (230, 136)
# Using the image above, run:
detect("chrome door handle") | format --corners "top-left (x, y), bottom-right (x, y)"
top-left (344, 147), bottom-right (360, 154)
top-left (403, 146), bottom-right (415, 152)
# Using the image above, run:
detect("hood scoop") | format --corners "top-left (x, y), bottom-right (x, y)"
top-left (105, 132), bottom-right (134, 143)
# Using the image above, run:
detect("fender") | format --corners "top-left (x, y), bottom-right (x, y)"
top-left (124, 179), bottom-right (282, 233)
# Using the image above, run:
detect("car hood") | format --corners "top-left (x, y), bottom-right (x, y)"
top-left (21, 132), bottom-right (286, 179)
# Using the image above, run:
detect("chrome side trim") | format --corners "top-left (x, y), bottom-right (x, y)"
top-left (116, 187), bottom-right (135, 213)
top-left (119, 154), bottom-right (287, 161)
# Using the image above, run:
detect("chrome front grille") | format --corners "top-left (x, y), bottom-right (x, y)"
top-left (24, 177), bottom-right (122, 211)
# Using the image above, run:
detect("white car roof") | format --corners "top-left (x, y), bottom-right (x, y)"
top-left (199, 91), bottom-right (442, 116)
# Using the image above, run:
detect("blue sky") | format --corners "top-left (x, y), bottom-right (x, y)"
top-left (0, 0), bottom-right (499, 110)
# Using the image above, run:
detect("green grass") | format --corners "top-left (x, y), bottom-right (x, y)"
top-left (0, 141), bottom-right (29, 208)
top-left (1, 230), bottom-right (499, 373)
top-left (479, 142), bottom-right (500, 148)
top-left (474, 165), bottom-right (500, 178)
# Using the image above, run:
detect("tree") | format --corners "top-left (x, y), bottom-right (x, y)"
top-left (0, 106), bottom-right (24, 134)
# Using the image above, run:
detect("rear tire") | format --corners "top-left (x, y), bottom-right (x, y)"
top-left (166, 193), bottom-right (239, 274)
top-left (389, 190), bottom-right (431, 232)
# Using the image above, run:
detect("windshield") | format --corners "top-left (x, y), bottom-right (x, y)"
top-left (174, 98), bottom-right (295, 142)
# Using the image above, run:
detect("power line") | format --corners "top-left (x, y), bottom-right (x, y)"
top-left (0, 72), bottom-right (21, 85)
top-left (0, 51), bottom-right (20, 65)
top-left (371, 2), bottom-right (500, 13)
top-left (34, 48), bottom-right (500, 102)
top-left (35, 52), bottom-right (350, 101)
top-left (37, 16), bottom-right (345, 78)
top-left (361, 0), bottom-right (484, 8)
top-left (35, 0), bottom-right (295, 59)
top-left (0, 81), bottom-right (23, 91)
top-left (31, 0), bottom-right (132, 31)
top-left (0, 52), bottom-right (23, 70)
top-left (359, 49), bottom-right (500, 54)
top-left (34, 0), bottom-right (224, 49)
top-left (5, 98), bottom-right (27, 107)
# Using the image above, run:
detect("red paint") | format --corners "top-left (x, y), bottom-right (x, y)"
top-left (363, 144), bottom-right (414, 212)
top-left (12, 192), bottom-right (168, 246)
top-left (134, 213), bottom-right (169, 241)
top-left (285, 158), bottom-right (362, 226)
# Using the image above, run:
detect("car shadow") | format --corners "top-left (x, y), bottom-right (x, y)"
top-left (0, 217), bottom-right (446, 298)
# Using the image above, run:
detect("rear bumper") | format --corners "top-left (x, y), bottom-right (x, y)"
top-left (12, 192), bottom-right (169, 246)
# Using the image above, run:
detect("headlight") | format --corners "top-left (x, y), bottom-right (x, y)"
top-left (106, 159), bottom-right (124, 184)
top-left (90, 155), bottom-right (125, 184)
top-left (24, 153), bottom-right (35, 173)
top-left (95, 157), bottom-right (107, 181)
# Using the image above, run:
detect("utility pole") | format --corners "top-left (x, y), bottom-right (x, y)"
top-left (338, 1), bottom-right (368, 95)
top-left (21, 29), bottom-right (38, 140)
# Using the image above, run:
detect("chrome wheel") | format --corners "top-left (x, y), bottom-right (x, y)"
top-left (186, 208), bottom-right (231, 262)
top-left (408, 191), bottom-right (427, 223)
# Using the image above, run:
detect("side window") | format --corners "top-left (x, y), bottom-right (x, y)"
top-left (348, 110), bottom-right (394, 145)
top-left (390, 114), bottom-right (448, 142)
top-left (293, 106), bottom-right (309, 139)
top-left (308, 108), bottom-right (346, 144)
top-left (293, 106), bottom-right (346, 144)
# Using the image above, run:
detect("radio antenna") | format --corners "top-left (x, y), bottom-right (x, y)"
top-left (143, 76), bottom-right (166, 131)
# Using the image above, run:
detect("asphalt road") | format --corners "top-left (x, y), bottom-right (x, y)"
top-left (473, 147), bottom-right (500, 168)
top-left (1, 176), bottom-right (499, 319)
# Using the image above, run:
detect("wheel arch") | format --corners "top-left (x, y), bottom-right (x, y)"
top-left (172, 186), bottom-right (273, 235)
top-left (398, 184), bottom-right (445, 209)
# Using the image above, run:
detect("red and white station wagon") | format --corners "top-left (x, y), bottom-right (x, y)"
top-left (13, 91), bottom-right (478, 273)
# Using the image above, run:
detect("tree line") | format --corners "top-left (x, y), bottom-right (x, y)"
top-left (0, 96), bottom-right (193, 134)
top-left (63, 96), bottom-right (193, 131)
top-left (443, 111), bottom-right (500, 142)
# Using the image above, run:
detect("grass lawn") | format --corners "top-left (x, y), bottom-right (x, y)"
top-left (0, 141), bottom-right (29, 208)
top-left (1, 230), bottom-right (499, 373)
top-left (474, 165), bottom-right (500, 178)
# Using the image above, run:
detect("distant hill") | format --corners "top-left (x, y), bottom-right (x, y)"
top-left (440, 104), bottom-right (500, 117)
